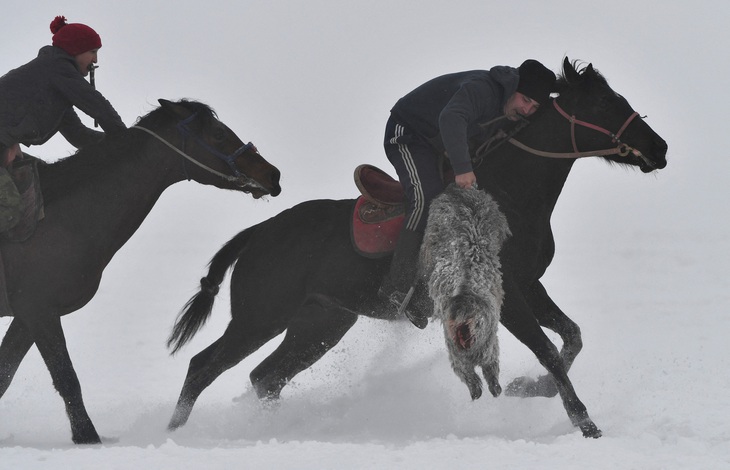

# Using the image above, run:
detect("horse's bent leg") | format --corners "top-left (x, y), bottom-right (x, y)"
top-left (500, 280), bottom-right (601, 438)
top-left (249, 296), bottom-right (358, 400)
top-left (168, 319), bottom-right (278, 431)
top-left (0, 318), bottom-right (35, 398)
top-left (27, 314), bottom-right (100, 444)
top-left (527, 281), bottom-right (582, 369)
top-left (511, 281), bottom-right (583, 398)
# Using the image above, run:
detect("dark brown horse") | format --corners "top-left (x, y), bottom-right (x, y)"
top-left (0, 99), bottom-right (281, 444)
top-left (167, 59), bottom-right (668, 438)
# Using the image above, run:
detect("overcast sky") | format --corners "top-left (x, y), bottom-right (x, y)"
top-left (2, 1), bottom-right (726, 265)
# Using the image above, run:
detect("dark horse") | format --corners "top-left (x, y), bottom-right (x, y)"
top-left (167, 59), bottom-right (667, 438)
top-left (0, 99), bottom-right (281, 444)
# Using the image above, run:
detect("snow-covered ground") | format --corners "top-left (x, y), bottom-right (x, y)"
top-left (0, 206), bottom-right (726, 469)
top-left (1, 1), bottom-right (728, 468)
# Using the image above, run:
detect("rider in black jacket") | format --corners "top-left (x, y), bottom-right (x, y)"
top-left (380, 59), bottom-right (556, 327)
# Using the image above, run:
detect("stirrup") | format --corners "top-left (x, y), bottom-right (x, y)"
top-left (398, 286), bottom-right (428, 329)
top-left (378, 284), bottom-right (428, 329)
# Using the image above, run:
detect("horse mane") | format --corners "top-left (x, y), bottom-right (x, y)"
top-left (135, 99), bottom-right (218, 130)
top-left (39, 99), bottom-right (217, 204)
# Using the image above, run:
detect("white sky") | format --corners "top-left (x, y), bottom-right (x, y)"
top-left (1, 0), bottom-right (725, 278)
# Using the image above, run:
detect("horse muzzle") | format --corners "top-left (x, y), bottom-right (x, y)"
top-left (234, 172), bottom-right (281, 198)
top-left (630, 135), bottom-right (667, 173)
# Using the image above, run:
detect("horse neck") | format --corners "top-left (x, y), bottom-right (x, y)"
top-left (478, 109), bottom-right (576, 214)
top-left (38, 135), bottom-right (184, 258)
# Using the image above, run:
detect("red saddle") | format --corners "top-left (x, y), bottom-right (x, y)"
top-left (351, 164), bottom-right (405, 258)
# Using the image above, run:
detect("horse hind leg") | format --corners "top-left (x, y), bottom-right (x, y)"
top-left (0, 318), bottom-right (35, 399)
top-left (168, 318), bottom-right (278, 431)
top-left (249, 295), bottom-right (358, 401)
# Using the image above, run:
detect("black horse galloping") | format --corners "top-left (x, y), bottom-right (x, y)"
top-left (0, 99), bottom-right (281, 444)
top-left (167, 59), bottom-right (668, 438)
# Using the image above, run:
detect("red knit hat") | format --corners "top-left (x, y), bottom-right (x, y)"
top-left (50, 16), bottom-right (102, 56)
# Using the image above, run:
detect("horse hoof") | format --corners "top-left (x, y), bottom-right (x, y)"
top-left (505, 376), bottom-right (536, 397)
top-left (259, 396), bottom-right (281, 411)
top-left (580, 421), bottom-right (602, 439)
top-left (168, 418), bottom-right (186, 432)
top-left (505, 375), bottom-right (557, 398)
top-left (72, 433), bottom-right (102, 445)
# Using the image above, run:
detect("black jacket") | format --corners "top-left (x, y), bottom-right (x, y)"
top-left (390, 66), bottom-right (518, 174)
top-left (0, 46), bottom-right (126, 149)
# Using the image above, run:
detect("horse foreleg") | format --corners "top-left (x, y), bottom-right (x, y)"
top-left (527, 281), bottom-right (583, 369)
top-left (500, 280), bottom-right (601, 438)
top-left (27, 314), bottom-right (101, 444)
top-left (249, 295), bottom-right (358, 401)
top-left (508, 281), bottom-right (583, 398)
top-left (168, 319), bottom-right (279, 431)
top-left (0, 318), bottom-right (35, 398)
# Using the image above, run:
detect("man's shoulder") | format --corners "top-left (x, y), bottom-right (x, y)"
top-left (34, 46), bottom-right (78, 73)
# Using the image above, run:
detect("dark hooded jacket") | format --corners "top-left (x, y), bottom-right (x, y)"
top-left (0, 45), bottom-right (126, 150)
top-left (390, 65), bottom-right (519, 175)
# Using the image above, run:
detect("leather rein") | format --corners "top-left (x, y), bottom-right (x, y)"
top-left (508, 100), bottom-right (639, 159)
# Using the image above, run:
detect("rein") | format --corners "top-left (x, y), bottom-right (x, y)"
top-left (130, 113), bottom-right (260, 188)
top-left (503, 99), bottom-right (642, 160)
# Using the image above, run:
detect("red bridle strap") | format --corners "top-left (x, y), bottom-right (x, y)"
top-left (553, 100), bottom-right (639, 153)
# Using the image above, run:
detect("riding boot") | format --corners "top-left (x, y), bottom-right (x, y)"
top-left (378, 228), bottom-right (429, 329)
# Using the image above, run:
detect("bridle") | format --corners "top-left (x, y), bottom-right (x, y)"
top-left (499, 99), bottom-right (657, 169)
top-left (131, 112), bottom-right (264, 189)
top-left (552, 100), bottom-right (638, 156)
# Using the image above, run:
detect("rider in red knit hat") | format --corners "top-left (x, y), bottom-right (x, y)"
top-left (0, 16), bottom-right (125, 231)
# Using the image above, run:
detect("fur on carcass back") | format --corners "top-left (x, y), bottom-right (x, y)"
top-left (420, 184), bottom-right (511, 399)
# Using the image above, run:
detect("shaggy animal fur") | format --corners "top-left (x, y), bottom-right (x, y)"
top-left (420, 184), bottom-right (511, 400)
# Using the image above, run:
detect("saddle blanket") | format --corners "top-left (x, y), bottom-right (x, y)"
top-left (351, 196), bottom-right (404, 258)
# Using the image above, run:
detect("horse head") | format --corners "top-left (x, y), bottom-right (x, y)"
top-left (136, 99), bottom-right (281, 198)
top-left (555, 57), bottom-right (668, 173)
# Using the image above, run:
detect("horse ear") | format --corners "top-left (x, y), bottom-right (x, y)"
top-left (586, 63), bottom-right (595, 75)
top-left (158, 99), bottom-right (189, 118)
top-left (563, 57), bottom-right (580, 83)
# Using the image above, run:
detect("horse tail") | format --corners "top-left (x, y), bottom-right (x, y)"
top-left (167, 228), bottom-right (255, 354)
